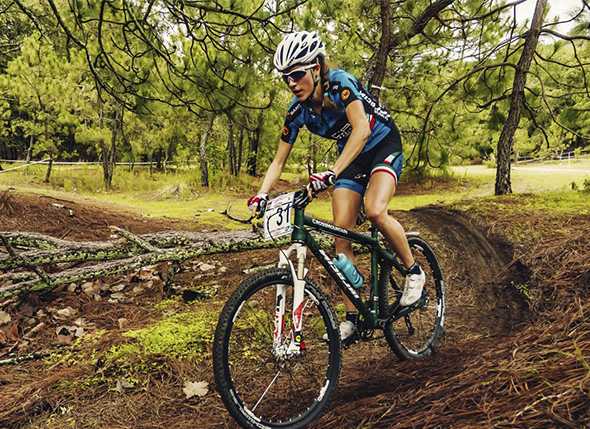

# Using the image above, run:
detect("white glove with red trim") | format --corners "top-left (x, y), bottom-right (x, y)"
top-left (309, 170), bottom-right (336, 193)
top-left (247, 192), bottom-right (268, 213)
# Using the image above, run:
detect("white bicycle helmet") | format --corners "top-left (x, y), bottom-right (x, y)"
top-left (274, 31), bottom-right (326, 72)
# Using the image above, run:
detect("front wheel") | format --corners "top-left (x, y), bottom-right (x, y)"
top-left (213, 268), bottom-right (341, 429)
top-left (379, 235), bottom-right (445, 360)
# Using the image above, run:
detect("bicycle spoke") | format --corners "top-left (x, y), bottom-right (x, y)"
top-left (380, 236), bottom-right (445, 359)
top-left (253, 370), bottom-right (282, 412)
top-left (218, 273), bottom-right (340, 426)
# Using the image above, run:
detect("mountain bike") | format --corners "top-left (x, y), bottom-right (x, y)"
top-left (213, 187), bottom-right (445, 429)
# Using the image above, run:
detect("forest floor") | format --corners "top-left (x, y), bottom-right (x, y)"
top-left (0, 188), bottom-right (589, 428)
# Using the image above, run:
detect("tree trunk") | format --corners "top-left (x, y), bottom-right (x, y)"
top-left (247, 89), bottom-right (276, 177)
top-left (101, 139), bottom-right (114, 190)
top-left (247, 130), bottom-right (259, 177)
top-left (227, 116), bottom-right (238, 176)
top-left (25, 135), bottom-right (34, 163)
top-left (237, 125), bottom-right (244, 174)
top-left (307, 135), bottom-right (318, 174)
top-left (163, 149), bottom-right (169, 173)
top-left (368, 0), bottom-right (391, 100)
top-left (103, 106), bottom-right (121, 191)
top-left (365, 0), bottom-right (454, 95)
top-left (166, 138), bottom-right (176, 173)
top-left (154, 148), bottom-right (163, 170)
top-left (247, 112), bottom-right (265, 177)
top-left (43, 157), bottom-right (53, 183)
top-left (495, 0), bottom-right (546, 195)
top-left (199, 113), bottom-right (215, 187)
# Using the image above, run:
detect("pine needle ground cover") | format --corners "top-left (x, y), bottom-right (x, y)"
top-left (321, 193), bottom-right (590, 428)
top-left (0, 191), bottom-right (588, 428)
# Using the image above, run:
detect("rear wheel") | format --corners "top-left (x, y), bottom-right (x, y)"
top-left (378, 235), bottom-right (445, 360)
top-left (213, 268), bottom-right (341, 428)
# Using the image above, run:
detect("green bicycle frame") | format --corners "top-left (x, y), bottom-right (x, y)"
top-left (290, 205), bottom-right (406, 328)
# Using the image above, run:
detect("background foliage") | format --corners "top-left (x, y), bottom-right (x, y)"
top-left (0, 0), bottom-right (588, 190)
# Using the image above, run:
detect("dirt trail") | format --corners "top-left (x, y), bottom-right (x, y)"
top-left (0, 190), bottom-right (201, 240)
top-left (0, 192), bottom-right (540, 428)
top-left (318, 207), bottom-right (531, 428)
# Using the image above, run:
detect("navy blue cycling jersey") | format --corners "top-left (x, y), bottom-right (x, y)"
top-left (280, 69), bottom-right (400, 153)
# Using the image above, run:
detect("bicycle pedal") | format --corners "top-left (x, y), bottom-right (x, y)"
top-left (404, 291), bottom-right (428, 312)
top-left (405, 301), bottom-right (424, 314)
top-left (341, 334), bottom-right (360, 348)
top-left (342, 340), bottom-right (358, 349)
top-left (414, 291), bottom-right (428, 309)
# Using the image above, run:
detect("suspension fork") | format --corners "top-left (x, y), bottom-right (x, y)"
top-left (275, 243), bottom-right (308, 356)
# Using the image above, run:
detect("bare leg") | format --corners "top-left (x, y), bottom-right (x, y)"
top-left (364, 173), bottom-right (415, 268)
top-left (332, 188), bottom-right (362, 312)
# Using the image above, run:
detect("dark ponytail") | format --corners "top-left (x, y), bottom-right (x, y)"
top-left (318, 54), bottom-right (329, 92)
top-left (317, 54), bottom-right (337, 109)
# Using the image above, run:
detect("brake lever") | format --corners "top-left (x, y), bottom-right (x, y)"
top-left (221, 204), bottom-right (255, 224)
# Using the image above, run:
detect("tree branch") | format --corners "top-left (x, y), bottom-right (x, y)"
top-left (389, 0), bottom-right (455, 49)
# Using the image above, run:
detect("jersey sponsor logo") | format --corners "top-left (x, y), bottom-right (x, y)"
top-left (330, 122), bottom-right (352, 140)
top-left (287, 102), bottom-right (302, 118)
top-left (367, 113), bottom-right (376, 129)
top-left (357, 90), bottom-right (391, 120)
top-left (311, 218), bottom-right (349, 235)
top-left (341, 88), bottom-right (350, 101)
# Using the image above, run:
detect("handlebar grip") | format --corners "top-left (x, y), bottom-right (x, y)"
top-left (293, 186), bottom-right (313, 209)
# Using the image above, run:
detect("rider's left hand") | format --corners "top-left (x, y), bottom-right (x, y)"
top-left (309, 170), bottom-right (336, 193)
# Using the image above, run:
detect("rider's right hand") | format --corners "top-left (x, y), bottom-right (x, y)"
top-left (247, 192), bottom-right (268, 214)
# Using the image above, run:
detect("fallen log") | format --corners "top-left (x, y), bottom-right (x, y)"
top-left (0, 272), bottom-right (36, 284)
top-left (0, 231), bottom-right (68, 250)
top-left (0, 230), bottom-right (261, 271)
top-left (0, 246), bottom-right (140, 271)
top-left (0, 236), bottom-right (52, 286)
top-left (0, 233), bottom-right (294, 299)
top-left (110, 226), bottom-right (162, 253)
top-left (0, 228), bottom-right (342, 302)
top-left (0, 229), bottom-right (259, 251)
top-left (0, 351), bottom-right (49, 366)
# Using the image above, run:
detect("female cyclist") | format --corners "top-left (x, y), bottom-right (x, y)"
top-left (247, 31), bottom-right (425, 342)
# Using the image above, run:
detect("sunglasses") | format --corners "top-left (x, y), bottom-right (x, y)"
top-left (282, 64), bottom-right (316, 84)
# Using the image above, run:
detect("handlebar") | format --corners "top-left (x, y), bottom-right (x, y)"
top-left (222, 184), bottom-right (316, 227)
top-left (292, 184), bottom-right (315, 210)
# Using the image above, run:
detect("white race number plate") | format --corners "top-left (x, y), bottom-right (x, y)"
top-left (263, 192), bottom-right (295, 240)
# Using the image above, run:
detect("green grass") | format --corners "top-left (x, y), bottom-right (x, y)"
top-left (0, 163), bottom-right (262, 195)
top-left (1, 160), bottom-right (588, 228)
top-left (497, 191), bottom-right (590, 214)
top-left (452, 159), bottom-right (590, 194)
top-left (453, 191), bottom-right (590, 218)
top-left (106, 308), bottom-right (216, 362)
top-left (0, 164), bottom-right (261, 228)
top-left (287, 161), bottom-right (590, 220)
